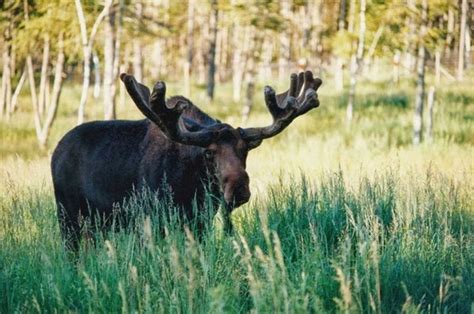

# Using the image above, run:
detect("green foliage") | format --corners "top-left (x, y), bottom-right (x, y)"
top-left (13, 0), bottom-right (79, 59)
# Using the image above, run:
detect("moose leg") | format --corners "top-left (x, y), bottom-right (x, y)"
top-left (57, 206), bottom-right (81, 253)
top-left (55, 190), bottom-right (86, 254)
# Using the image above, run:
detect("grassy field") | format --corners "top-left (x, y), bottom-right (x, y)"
top-left (0, 73), bottom-right (473, 312)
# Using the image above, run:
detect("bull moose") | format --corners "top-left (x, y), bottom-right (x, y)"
top-left (51, 71), bottom-right (322, 251)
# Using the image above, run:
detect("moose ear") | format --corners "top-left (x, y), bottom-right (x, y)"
top-left (246, 139), bottom-right (262, 150)
top-left (238, 127), bottom-right (262, 150)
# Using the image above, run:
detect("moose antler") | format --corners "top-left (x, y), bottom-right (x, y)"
top-left (120, 73), bottom-right (216, 147)
top-left (240, 71), bottom-right (322, 142)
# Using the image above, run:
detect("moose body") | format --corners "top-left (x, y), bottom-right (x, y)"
top-left (51, 114), bottom-right (214, 232)
top-left (52, 72), bottom-right (321, 251)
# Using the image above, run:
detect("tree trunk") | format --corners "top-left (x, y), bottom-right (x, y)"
top-left (217, 21), bottom-right (229, 82)
top-left (10, 65), bottom-right (27, 114)
top-left (338, 0), bottom-right (347, 31)
top-left (10, 45), bottom-right (16, 78)
top-left (334, 57), bottom-right (344, 92)
top-left (104, 5), bottom-right (117, 120)
top-left (393, 50), bottom-right (400, 83)
top-left (183, 0), bottom-right (195, 97)
top-left (278, 0), bottom-right (291, 81)
top-left (445, 7), bottom-right (454, 57)
top-left (435, 49), bottom-right (441, 85)
top-left (0, 18), bottom-right (12, 118)
top-left (119, 44), bottom-right (130, 110)
top-left (413, 0), bottom-right (428, 145)
top-left (27, 54), bottom-right (43, 143)
top-left (241, 29), bottom-right (259, 122)
top-left (151, 40), bottom-right (164, 78)
top-left (206, 0), bottom-right (218, 100)
top-left (465, 22), bottom-right (471, 70)
top-left (403, 0), bottom-right (416, 74)
top-left (39, 33), bottom-right (65, 147)
top-left (346, 0), bottom-right (366, 125)
top-left (92, 51), bottom-right (101, 98)
top-left (426, 86), bottom-right (435, 142)
top-left (232, 23), bottom-right (245, 101)
top-left (259, 36), bottom-right (273, 81)
top-left (347, 0), bottom-right (356, 33)
top-left (365, 25), bottom-right (384, 73)
top-left (215, 12), bottom-right (224, 83)
top-left (457, 0), bottom-right (467, 81)
top-left (110, 0), bottom-right (123, 116)
top-left (132, 40), bottom-right (143, 82)
top-left (242, 81), bottom-right (255, 123)
top-left (75, 0), bottom-right (112, 124)
top-left (133, 0), bottom-right (143, 82)
top-left (38, 36), bottom-right (50, 116)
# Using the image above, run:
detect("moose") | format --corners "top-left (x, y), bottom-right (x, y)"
top-left (51, 71), bottom-right (322, 251)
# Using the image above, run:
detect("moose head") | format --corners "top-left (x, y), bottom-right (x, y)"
top-left (120, 71), bottom-right (322, 210)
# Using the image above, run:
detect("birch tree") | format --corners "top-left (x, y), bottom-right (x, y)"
top-left (75, 0), bottom-right (113, 124)
top-left (346, 0), bottom-right (366, 124)
top-left (103, 2), bottom-right (118, 120)
top-left (413, 0), bottom-right (428, 145)
top-left (0, 7), bottom-right (13, 118)
top-left (184, 0), bottom-right (195, 97)
top-left (132, 0), bottom-right (143, 83)
top-left (206, 0), bottom-right (218, 101)
top-left (457, 0), bottom-right (467, 81)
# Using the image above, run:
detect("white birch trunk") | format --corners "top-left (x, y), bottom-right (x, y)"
top-left (133, 0), bottom-right (143, 82)
top-left (206, 0), bottom-right (218, 100)
top-left (435, 50), bottom-right (441, 85)
top-left (457, 0), bottom-right (467, 81)
top-left (0, 30), bottom-right (12, 118)
top-left (413, 0), bottom-right (427, 145)
top-left (393, 51), bottom-right (400, 83)
top-left (445, 7), bottom-right (454, 57)
top-left (39, 33), bottom-right (65, 147)
top-left (334, 57), bottom-right (344, 92)
top-left (75, 0), bottom-right (113, 124)
top-left (10, 65), bottom-right (27, 115)
top-left (26, 55), bottom-right (42, 142)
top-left (232, 23), bottom-right (245, 101)
top-left (346, 0), bottom-right (366, 125)
top-left (92, 51), bottom-right (101, 98)
top-left (426, 86), bottom-right (435, 142)
top-left (103, 6), bottom-right (116, 120)
top-left (183, 0), bottom-right (195, 97)
top-left (278, 0), bottom-right (291, 81)
top-left (38, 36), bottom-right (50, 116)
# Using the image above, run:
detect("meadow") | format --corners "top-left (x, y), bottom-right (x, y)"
top-left (0, 73), bottom-right (473, 313)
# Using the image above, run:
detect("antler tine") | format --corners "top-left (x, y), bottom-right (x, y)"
top-left (275, 72), bottom-right (304, 105)
top-left (121, 73), bottom-right (215, 147)
top-left (240, 71), bottom-right (322, 142)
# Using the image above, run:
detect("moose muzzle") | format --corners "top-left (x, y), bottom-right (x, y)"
top-left (223, 172), bottom-right (251, 208)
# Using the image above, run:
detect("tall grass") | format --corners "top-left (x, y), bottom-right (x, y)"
top-left (0, 170), bottom-right (472, 312)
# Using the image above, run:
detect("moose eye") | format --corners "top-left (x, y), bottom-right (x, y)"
top-left (204, 149), bottom-right (214, 160)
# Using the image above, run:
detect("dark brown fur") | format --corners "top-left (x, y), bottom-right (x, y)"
top-left (51, 71), bottom-right (321, 252)
top-left (51, 97), bottom-right (251, 251)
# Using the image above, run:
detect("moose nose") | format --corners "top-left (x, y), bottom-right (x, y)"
top-left (224, 182), bottom-right (251, 208)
